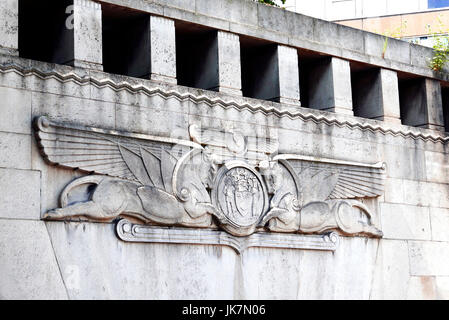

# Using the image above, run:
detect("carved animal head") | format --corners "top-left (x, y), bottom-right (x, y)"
top-left (259, 161), bottom-right (284, 195)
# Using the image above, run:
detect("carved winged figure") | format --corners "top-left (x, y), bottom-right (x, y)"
top-left (35, 116), bottom-right (385, 238)
top-left (36, 116), bottom-right (221, 228)
top-left (258, 155), bottom-right (385, 237)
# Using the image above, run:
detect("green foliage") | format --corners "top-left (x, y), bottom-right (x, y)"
top-left (381, 21), bottom-right (408, 59)
top-left (427, 16), bottom-right (449, 72)
top-left (254, 0), bottom-right (286, 7)
top-left (429, 35), bottom-right (449, 72)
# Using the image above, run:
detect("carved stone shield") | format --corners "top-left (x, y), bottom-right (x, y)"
top-left (212, 161), bottom-right (269, 231)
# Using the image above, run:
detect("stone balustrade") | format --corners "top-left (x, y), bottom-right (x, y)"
top-left (1, 0), bottom-right (447, 131)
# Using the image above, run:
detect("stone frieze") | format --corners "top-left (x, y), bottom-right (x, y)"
top-left (35, 115), bottom-right (386, 250)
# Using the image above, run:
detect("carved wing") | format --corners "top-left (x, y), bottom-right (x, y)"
top-left (274, 154), bottom-right (386, 203)
top-left (35, 116), bottom-right (201, 192)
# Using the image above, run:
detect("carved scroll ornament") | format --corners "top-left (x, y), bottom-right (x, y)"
top-left (35, 116), bottom-right (385, 248)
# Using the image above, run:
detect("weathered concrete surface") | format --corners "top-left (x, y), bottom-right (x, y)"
top-left (370, 239), bottom-right (411, 299)
top-left (430, 208), bottom-right (449, 242)
top-left (0, 168), bottom-right (41, 220)
top-left (44, 221), bottom-right (380, 299)
top-left (409, 241), bottom-right (449, 276)
top-left (380, 203), bottom-right (431, 241)
top-left (46, 221), bottom-right (237, 299)
top-left (0, 131), bottom-right (31, 170)
top-left (216, 31), bottom-right (242, 95)
top-left (73, 0), bottom-right (103, 70)
top-left (0, 220), bottom-right (68, 300)
top-left (0, 87), bottom-right (31, 134)
top-left (0, 0), bottom-right (18, 55)
top-left (277, 45), bottom-right (300, 105)
top-left (149, 16), bottom-right (177, 83)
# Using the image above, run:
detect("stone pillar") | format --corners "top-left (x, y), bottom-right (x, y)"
top-left (216, 31), bottom-right (242, 96)
top-left (400, 78), bottom-right (445, 131)
top-left (0, 0), bottom-right (18, 56)
top-left (424, 79), bottom-right (445, 131)
top-left (187, 31), bottom-right (242, 95)
top-left (277, 45), bottom-right (300, 105)
top-left (149, 16), bottom-right (177, 84)
top-left (241, 44), bottom-right (300, 105)
top-left (54, 0), bottom-right (103, 70)
top-left (73, 0), bottom-right (103, 70)
top-left (353, 69), bottom-right (401, 124)
top-left (441, 87), bottom-right (449, 132)
top-left (309, 57), bottom-right (353, 115)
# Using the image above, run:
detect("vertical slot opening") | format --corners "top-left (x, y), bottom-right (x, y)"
top-left (19, 0), bottom-right (73, 64)
top-left (102, 4), bottom-right (151, 78)
top-left (240, 36), bottom-right (279, 101)
top-left (176, 21), bottom-right (218, 90)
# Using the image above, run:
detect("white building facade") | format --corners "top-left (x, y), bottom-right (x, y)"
top-left (282, 0), bottom-right (446, 21)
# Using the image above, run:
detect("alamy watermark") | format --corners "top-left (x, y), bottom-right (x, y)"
top-left (65, 5), bottom-right (74, 30)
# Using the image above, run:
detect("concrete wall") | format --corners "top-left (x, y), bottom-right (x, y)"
top-left (1, 0), bottom-right (449, 300)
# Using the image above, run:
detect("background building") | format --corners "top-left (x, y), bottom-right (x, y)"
top-left (281, 0), bottom-right (449, 47)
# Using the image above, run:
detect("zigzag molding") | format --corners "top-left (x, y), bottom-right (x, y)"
top-left (1, 62), bottom-right (449, 144)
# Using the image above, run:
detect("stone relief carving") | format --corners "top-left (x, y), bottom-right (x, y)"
top-left (35, 116), bottom-right (385, 245)
top-left (212, 161), bottom-right (269, 236)
top-left (259, 155), bottom-right (385, 237)
top-left (116, 220), bottom-right (340, 254)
